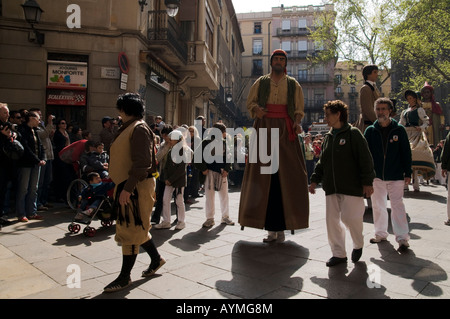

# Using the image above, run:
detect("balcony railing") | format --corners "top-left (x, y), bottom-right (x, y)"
top-left (276, 27), bottom-right (314, 37)
top-left (252, 67), bottom-right (264, 77)
top-left (292, 74), bottom-right (331, 83)
top-left (147, 10), bottom-right (187, 64)
top-left (335, 92), bottom-right (344, 99)
top-left (304, 99), bottom-right (326, 111)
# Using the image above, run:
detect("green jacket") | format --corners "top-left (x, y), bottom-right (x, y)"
top-left (440, 131), bottom-right (450, 171)
top-left (364, 119), bottom-right (412, 181)
top-left (163, 145), bottom-right (190, 188)
top-left (310, 123), bottom-right (375, 197)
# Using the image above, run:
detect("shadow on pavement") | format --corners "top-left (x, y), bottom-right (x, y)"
top-left (215, 240), bottom-right (309, 298)
top-left (403, 190), bottom-right (447, 203)
top-left (310, 262), bottom-right (389, 299)
top-left (370, 241), bottom-right (448, 297)
top-left (167, 224), bottom-right (227, 252)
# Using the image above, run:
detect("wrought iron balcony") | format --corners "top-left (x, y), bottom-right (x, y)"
top-left (304, 99), bottom-right (326, 112)
top-left (147, 10), bottom-right (187, 65)
top-left (276, 27), bottom-right (314, 37)
top-left (292, 74), bottom-right (331, 83)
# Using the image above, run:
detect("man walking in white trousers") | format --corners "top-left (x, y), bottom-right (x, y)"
top-left (194, 122), bottom-right (234, 228)
top-left (364, 97), bottom-right (412, 250)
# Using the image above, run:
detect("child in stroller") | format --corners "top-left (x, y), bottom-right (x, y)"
top-left (74, 172), bottom-right (115, 221)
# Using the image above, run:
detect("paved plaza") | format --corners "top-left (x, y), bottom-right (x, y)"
top-left (1, 182), bottom-right (450, 300)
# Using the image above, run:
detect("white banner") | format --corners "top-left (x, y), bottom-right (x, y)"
top-left (47, 61), bottom-right (88, 89)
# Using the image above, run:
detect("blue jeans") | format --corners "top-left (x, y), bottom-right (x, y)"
top-left (80, 198), bottom-right (102, 211)
top-left (16, 165), bottom-right (41, 218)
top-left (37, 160), bottom-right (53, 206)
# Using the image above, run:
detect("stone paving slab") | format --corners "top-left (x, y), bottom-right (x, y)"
top-left (0, 182), bottom-right (450, 301)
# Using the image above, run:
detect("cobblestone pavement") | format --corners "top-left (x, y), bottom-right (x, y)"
top-left (1, 182), bottom-right (449, 300)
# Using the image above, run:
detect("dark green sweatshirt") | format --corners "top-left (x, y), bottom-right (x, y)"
top-left (310, 123), bottom-right (375, 197)
top-left (364, 119), bottom-right (412, 181)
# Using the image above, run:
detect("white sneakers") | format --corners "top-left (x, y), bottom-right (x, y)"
top-left (154, 221), bottom-right (171, 229)
top-left (154, 221), bottom-right (186, 230)
top-left (202, 217), bottom-right (235, 228)
top-left (202, 218), bottom-right (215, 228)
top-left (221, 217), bottom-right (235, 226)
top-left (369, 236), bottom-right (388, 243)
top-left (175, 221), bottom-right (185, 230)
top-left (370, 235), bottom-right (410, 250)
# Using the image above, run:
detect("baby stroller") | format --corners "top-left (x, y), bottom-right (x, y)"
top-left (67, 183), bottom-right (115, 237)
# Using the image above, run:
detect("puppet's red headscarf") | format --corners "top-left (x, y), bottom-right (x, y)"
top-left (270, 49), bottom-right (288, 74)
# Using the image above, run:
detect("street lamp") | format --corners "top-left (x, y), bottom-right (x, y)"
top-left (21, 0), bottom-right (44, 45)
top-left (138, 0), bottom-right (148, 12)
top-left (164, 0), bottom-right (181, 17)
top-left (226, 92), bottom-right (233, 102)
top-left (21, 0), bottom-right (43, 24)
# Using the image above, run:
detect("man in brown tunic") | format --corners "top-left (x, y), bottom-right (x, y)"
top-left (238, 49), bottom-right (309, 242)
top-left (355, 64), bottom-right (380, 133)
top-left (104, 93), bottom-right (165, 292)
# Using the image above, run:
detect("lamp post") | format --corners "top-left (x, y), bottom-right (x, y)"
top-left (164, 0), bottom-right (181, 17)
top-left (21, 0), bottom-right (44, 45)
top-left (21, 0), bottom-right (43, 24)
top-left (138, 0), bottom-right (148, 12)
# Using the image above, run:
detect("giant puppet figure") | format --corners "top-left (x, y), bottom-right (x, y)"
top-left (238, 49), bottom-right (310, 243)
top-left (421, 82), bottom-right (444, 146)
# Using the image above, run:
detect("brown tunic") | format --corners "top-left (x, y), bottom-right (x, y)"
top-left (355, 83), bottom-right (380, 133)
top-left (238, 75), bottom-right (310, 231)
top-left (109, 119), bottom-right (156, 255)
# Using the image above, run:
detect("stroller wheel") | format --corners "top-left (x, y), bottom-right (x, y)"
top-left (68, 223), bottom-right (81, 234)
top-left (83, 226), bottom-right (96, 237)
top-left (101, 220), bottom-right (113, 227)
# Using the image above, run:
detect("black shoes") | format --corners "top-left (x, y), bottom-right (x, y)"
top-left (103, 276), bottom-right (132, 293)
top-left (326, 257), bottom-right (347, 267)
top-left (142, 258), bottom-right (166, 277)
top-left (326, 248), bottom-right (362, 267)
top-left (351, 248), bottom-right (363, 263)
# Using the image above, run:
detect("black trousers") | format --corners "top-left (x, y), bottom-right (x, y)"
top-left (264, 172), bottom-right (286, 232)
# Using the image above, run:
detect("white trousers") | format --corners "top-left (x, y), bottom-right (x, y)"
top-left (447, 183), bottom-right (450, 220)
top-left (436, 163), bottom-right (447, 185)
top-left (326, 194), bottom-right (365, 258)
top-left (371, 178), bottom-right (410, 242)
top-left (162, 185), bottom-right (185, 223)
top-left (413, 170), bottom-right (420, 190)
top-left (204, 171), bottom-right (229, 219)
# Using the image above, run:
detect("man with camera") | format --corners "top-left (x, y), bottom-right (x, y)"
top-left (0, 103), bottom-right (16, 226)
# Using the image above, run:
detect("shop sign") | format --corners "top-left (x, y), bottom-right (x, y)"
top-left (47, 89), bottom-right (87, 106)
top-left (47, 61), bottom-right (88, 89)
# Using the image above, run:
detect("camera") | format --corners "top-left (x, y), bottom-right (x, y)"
top-left (0, 122), bottom-right (11, 130)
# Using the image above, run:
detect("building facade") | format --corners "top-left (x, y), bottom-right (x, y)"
top-left (0, 0), bottom-right (243, 139)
